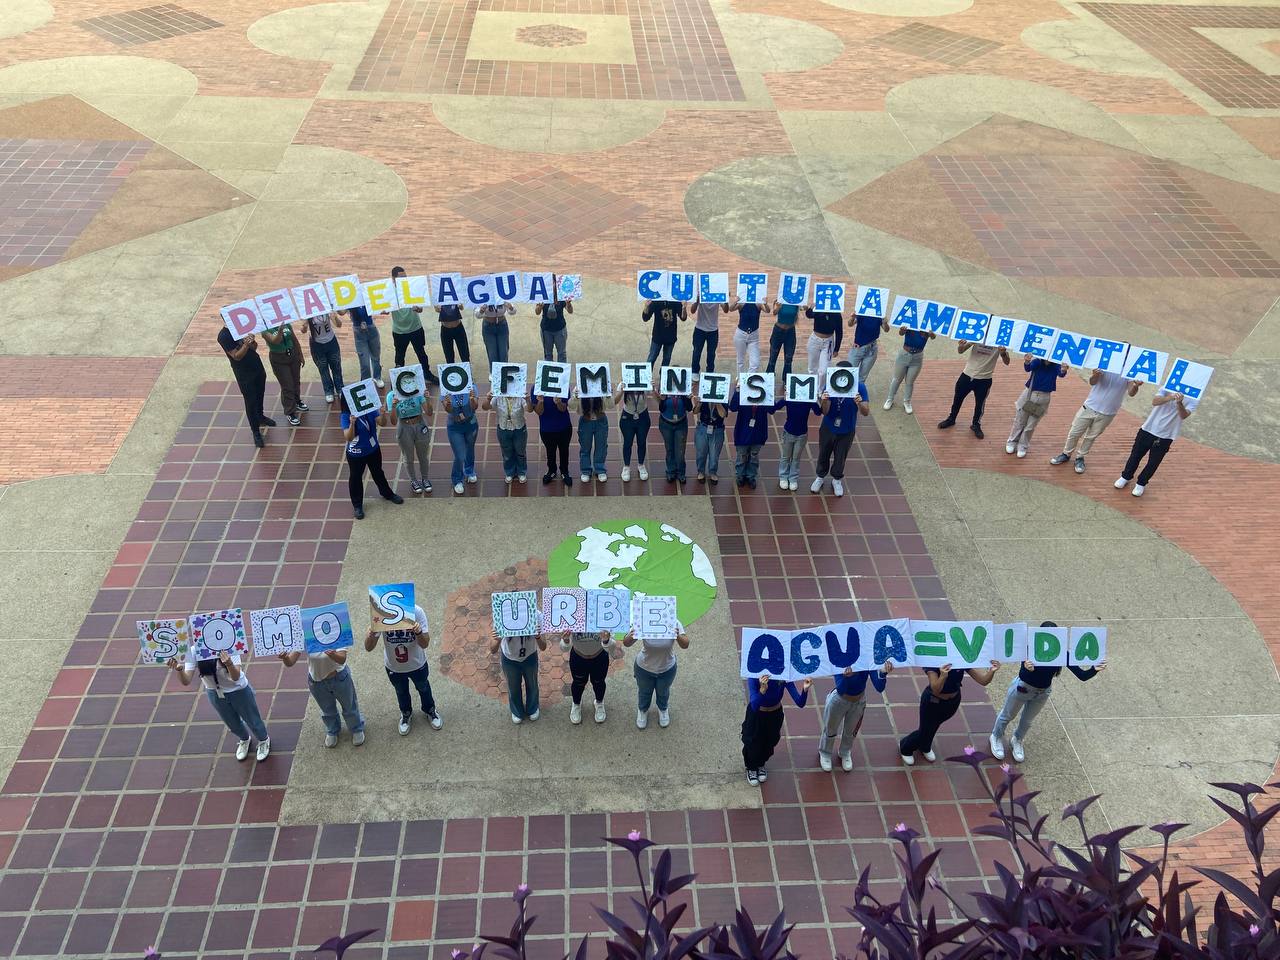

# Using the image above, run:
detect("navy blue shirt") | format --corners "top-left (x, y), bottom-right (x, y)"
top-left (340, 411), bottom-right (380, 456)
top-left (780, 399), bottom-right (821, 437)
top-left (834, 669), bottom-right (887, 697)
top-left (820, 382), bottom-right (868, 436)
top-left (437, 305), bottom-right (462, 324)
top-left (852, 314), bottom-right (884, 346)
top-left (926, 667), bottom-right (965, 696)
top-left (748, 679), bottom-right (808, 710)
top-left (531, 389), bottom-right (571, 432)
top-left (698, 402), bottom-right (725, 428)
top-left (1024, 358), bottom-right (1068, 393)
top-left (736, 303), bottom-right (761, 333)
top-left (903, 331), bottom-right (930, 352)
top-left (1018, 664), bottom-right (1098, 689)
top-left (728, 391), bottom-right (778, 446)
top-left (348, 305), bottom-right (374, 328)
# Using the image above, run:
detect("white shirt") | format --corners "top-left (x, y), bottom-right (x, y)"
top-left (1083, 371), bottom-right (1129, 416)
top-left (381, 606), bottom-right (430, 673)
top-left (694, 303), bottom-right (722, 332)
top-left (307, 652), bottom-right (343, 682)
top-left (1141, 389), bottom-right (1196, 441)
top-left (500, 634), bottom-right (540, 663)
top-left (185, 648), bottom-right (248, 696)
top-left (633, 620), bottom-right (685, 675)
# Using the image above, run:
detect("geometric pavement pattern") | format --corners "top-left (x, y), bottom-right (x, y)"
top-left (76, 4), bottom-right (223, 46)
top-left (874, 23), bottom-right (1002, 67)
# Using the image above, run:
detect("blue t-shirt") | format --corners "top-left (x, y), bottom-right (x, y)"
top-left (394, 394), bottom-right (425, 419)
top-left (774, 304), bottom-right (799, 327)
top-left (736, 303), bottom-right (761, 333)
top-left (348, 305), bottom-right (374, 329)
top-left (445, 390), bottom-right (477, 424)
top-left (780, 399), bottom-right (821, 437)
top-left (1025, 358), bottom-right (1067, 393)
top-left (340, 411), bottom-right (380, 456)
top-left (903, 331), bottom-right (930, 352)
top-left (748, 679), bottom-right (808, 711)
top-left (834, 669), bottom-right (888, 697)
top-left (852, 314), bottom-right (883, 346)
top-left (821, 382), bottom-right (868, 436)
top-left (659, 395), bottom-right (693, 423)
top-left (531, 389), bottom-right (571, 432)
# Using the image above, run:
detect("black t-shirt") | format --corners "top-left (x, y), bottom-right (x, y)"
top-left (437, 305), bottom-right (462, 324)
top-left (540, 301), bottom-right (567, 332)
top-left (218, 328), bottom-right (265, 382)
top-left (645, 300), bottom-right (684, 344)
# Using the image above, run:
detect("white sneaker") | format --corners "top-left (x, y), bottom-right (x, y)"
top-left (923, 749), bottom-right (936, 762)
top-left (398, 714), bottom-right (411, 736)
top-left (810, 477), bottom-right (824, 493)
top-left (511, 713), bottom-right (522, 725)
top-left (832, 479), bottom-right (844, 497)
top-left (428, 710), bottom-right (443, 730)
top-left (636, 709), bottom-right (648, 729)
top-left (1132, 484), bottom-right (1145, 497)
top-left (528, 709), bottom-right (539, 721)
top-left (621, 466), bottom-right (631, 482)
top-left (901, 752), bottom-right (915, 766)
top-left (1114, 476), bottom-right (1129, 489)
top-left (658, 709), bottom-right (670, 728)
top-left (819, 753), bottom-right (833, 772)
top-left (256, 739), bottom-right (271, 761)
top-left (324, 733), bottom-right (338, 749)
top-left (352, 731), bottom-right (365, 746)
top-left (883, 398), bottom-right (893, 411)
top-left (779, 478), bottom-right (788, 490)
top-left (1016, 449), bottom-right (1027, 459)
top-left (453, 483), bottom-right (464, 494)
top-left (1005, 442), bottom-right (1016, 454)
top-left (989, 734), bottom-right (1005, 761)
top-left (1011, 737), bottom-right (1026, 763)
top-left (518, 474), bottom-right (526, 483)
top-left (597, 472), bottom-right (607, 482)
top-left (375, 378), bottom-right (385, 389)
top-left (903, 402), bottom-right (913, 415)
top-left (638, 465), bottom-right (649, 481)
top-left (570, 702), bottom-right (582, 725)
top-left (324, 393), bottom-right (334, 404)
top-left (505, 476), bottom-right (512, 485)
top-left (841, 753), bottom-right (854, 771)
top-left (235, 739), bottom-right (251, 761)
top-left (594, 701), bottom-right (606, 723)
top-left (467, 474), bottom-right (477, 484)
top-left (580, 473), bottom-right (590, 483)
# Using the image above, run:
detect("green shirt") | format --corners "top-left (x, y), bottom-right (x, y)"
top-left (265, 325), bottom-right (296, 354)
top-left (391, 307), bottom-right (423, 335)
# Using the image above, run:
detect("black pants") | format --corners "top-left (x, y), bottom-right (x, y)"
top-left (766, 325), bottom-right (796, 377)
top-left (346, 447), bottom-right (395, 508)
top-left (899, 687), bottom-right (961, 756)
top-left (569, 649), bottom-right (609, 704)
top-left (815, 425), bottom-right (854, 479)
top-left (540, 427), bottom-right (571, 475)
top-left (386, 663), bottom-right (435, 717)
top-left (691, 328), bottom-right (719, 373)
top-left (393, 328), bottom-right (430, 370)
top-left (949, 373), bottom-right (993, 427)
top-left (1122, 428), bottom-right (1172, 485)
top-left (237, 372), bottom-right (267, 434)
top-left (620, 411), bottom-right (650, 466)
top-left (741, 706), bottom-right (785, 770)
top-left (440, 324), bottom-right (470, 363)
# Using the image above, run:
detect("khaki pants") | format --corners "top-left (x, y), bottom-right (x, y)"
top-left (1062, 404), bottom-right (1116, 457)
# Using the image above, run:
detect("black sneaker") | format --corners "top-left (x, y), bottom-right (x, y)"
top-left (757, 766), bottom-right (768, 782)
top-left (354, 506), bottom-right (365, 520)
top-left (384, 493), bottom-right (405, 505)
top-left (1050, 453), bottom-right (1069, 465)
top-left (971, 423), bottom-right (985, 439)
top-left (288, 414), bottom-right (301, 426)
top-left (937, 417), bottom-right (955, 430)
top-left (746, 768), bottom-right (760, 787)
top-left (252, 433), bottom-right (265, 448)
top-left (563, 473), bottom-right (573, 487)
top-left (425, 371), bottom-right (440, 386)
top-left (542, 471), bottom-right (556, 485)
top-left (260, 416), bottom-right (277, 427)
top-left (296, 401), bottom-right (310, 412)
top-left (746, 478), bottom-right (756, 489)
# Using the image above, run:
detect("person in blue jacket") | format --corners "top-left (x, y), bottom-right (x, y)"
top-left (742, 674), bottom-right (812, 787)
top-left (728, 387), bottom-right (778, 488)
top-left (818, 661), bottom-right (894, 772)
top-left (811, 360), bottom-right (870, 497)
top-left (1007, 357), bottom-right (1068, 458)
top-left (774, 394), bottom-right (822, 491)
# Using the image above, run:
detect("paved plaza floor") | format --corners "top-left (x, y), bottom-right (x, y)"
top-left (0, 0), bottom-right (1278, 956)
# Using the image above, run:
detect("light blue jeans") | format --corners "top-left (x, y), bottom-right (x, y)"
top-left (992, 675), bottom-right (1051, 741)
top-left (308, 666), bottom-right (364, 737)
top-left (501, 653), bottom-right (540, 720)
top-left (578, 417), bottom-right (608, 474)
top-left (777, 431), bottom-right (807, 484)
top-left (849, 341), bottom-right (878, 384)
top-left (309, 336), bottom-right (344, 397)
top-left (483, 321), bottom-right (510, 366)
top-left (694, 422), bottom-right (724, 476)
top-left (447, 418), bottom-right (478, 485)
top-left (635, 662), bottom-right (677, 712)
top-left (353, 324), bottom-right (382, 381)
top-left (206, 684), bottom-right (269, 742)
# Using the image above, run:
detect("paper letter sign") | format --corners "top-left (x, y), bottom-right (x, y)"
top-left (736, 273), bottom-right (767, 304)
top-left (890, 296), bottom-right (920, 329)
top-left (249, 606), bottom-right (304, 656)
top-left (867, 619), bottom-right (910, 668)
top-left (586, 588), bottom-right (631, 633)
top-left (952, 310), bottom-right (989, 343)
top-left (431, 273), bottom-right (464, 306)
top-left (669, 272), bottom-right (695, 302)
top-left (826, 366), bottom-right (859, 398)
top-left (369, 583), bottom-right (415, 632)
top-left (698, 373), bottom-right (731, 403)
top-left (740, 373), bottom-right (774, 406)
top-left (909, 620), bottom-right (951, 668)
top-left (137, 618), bottom-right (189, 664)
top-left (324, 274), bottom-right (363, 310)
top-left (1050, 329), bottom-right (1092, 367)
top-left (221, 298), bottom-right (264, 337)
top-left (813, 283), bottom-right (845, 313)
top-left (661, 366), bottom-right (693, 396)
top-left (191, 608), bottom-right (247, 660)
top-left (620, 362), bottom-right (653, 391)
top-left (1068, 626), bottom-right (1107, 667)
top-left (856, 286), bottom-right (888, 319)
top-left (343, 378), bottom-right (381, 418)
top-left (1122, 346), bottom-right (1168, 386)
top-left (576, 363), bottom-right (611, 398)
top-left (558, 274), bottom-right (583, 301)
top-left (492, 591), bottom-right (540, 638)
top-left (439, 362), bottom-right (473, 395)
top-left (1019, 323), bottom-right (1056, 358)
top-left (302, 602), bottom-right (354, 655)
top-left (362, 278), bottom-right (397, 314)
top-left (1030, 625), bottom-right (1069, 667)
top-left (1162, 358), bottom-right (1213, 401)
top-left (637, 270), bottom-right (669, 301)
top-left (535, 361), bottom-right (571, 398)
top-left (492, 363), bottom-right (527, 398)
top-left (631, 595), bottom-right (678, 639)
top-left (996, 622), bottom-right (1028, 663)
top-left (984, 316), bottom-right (1027, 351)
top-left (397, 275), bottom-right (430, 309)
top-left (522, 272), bottom-right (553, 304)
top-left (390, 364), bottom-right (424, 401)
top-left (778, 273), bottom-right (810, 306)
top-left (945, 621), bottom-right (996, 668)
top-left (786, 374), bottom-right (818, 403)
top-left (1084, 338), bottom-right (1128, 375)
top-left (919, 301), bottom-right (956, 337)
top-left (541, 588), bottom-right (587, 632)
top-left (698, 272), bottom-right (729, 304)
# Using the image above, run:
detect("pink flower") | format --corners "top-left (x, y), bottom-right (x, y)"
top-left (628, 829), bottom-right (643, 842)
top-left (1250, 924), bottom-right (1260, 938)
top-left (1001, 763), bottom-right (1012, 774)
top-left (963, 745), bottom-right (976, 756)
top-left (517, 883), bottom-right (529, 894)
top-left (894, 822), bottom-right (908, 832)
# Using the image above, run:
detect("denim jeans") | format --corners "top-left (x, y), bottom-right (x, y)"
top-left (635, 661), bottom-right (677, 711)
top-left (766, 324), bottom-right (796, 377)
top-left (691, 328), bottom-right (718, 373)
top-left (501, 653), bottom-right (540, 720)
top-left (541, 327), bottom-right (567, 362)
top-left (777, 431), bottom-right (807, 484)
top-left (619, 411), bottom-right (650, 465)
top-left (849, 341), bottom-right (878, 384)
top-left (646, 339), bottom-right (675, 368)
top-left (497, 426), bottom-right (528, 478)
top-left (658, 417), bottom-right (688, 480)
top-left (309, 336), bottom-right (344, 397)
top-left (992, 675), bottom-right (1051, 741)
top-left (447, 418), bottom-right (478, 485)
top-left (483, 320), bottom-right (510, 366)
top-left (819, 690), bottom-right (866, 761)
top-left (353, 324), bottom-right (382, 381)
top-left (578, 417), bottom-right (608, 474)
top-left (205, 684), bottom-right (269, 742)
top-left (386, 663), bottom-right (436, 717)
top-left (887, 348), bottom-right (924, 403)
top-left (308, 666), bottom-right (365, 736)
top-left (694, 422), bottom-right (724, 476)
top-left (734, 443), bottom-right (761, 483)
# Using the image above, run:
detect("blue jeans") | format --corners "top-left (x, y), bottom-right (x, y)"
top-left (541, 327), bottom-right (567, 362)
top-left (767, 324), bottom-right (796, 377)
top-left (308, 665), bottom-right (364, 736)
top-left (635, 662), bottom-right (677, 711)
top-left (735, 443), bottom-right (762, 483)
top-left (658, 417), bottom-right (687, 480)
top-left (619, 411), bottom-right (650, 465)
top-left (849, 341), bottom-right (878, 384)
top-left (777, 431), bottom-right (807, 484)
top-left (501, 653), bottom-right (540, 720)
top-left (497, 426), bottom-right (527, 478)
top-left (309, 336), bottom-right (344, 397)
top-left (695, 422), bottom-right (724, 476)
top-left (647, 340), bottom-right (675, 368)
top-left (578, 417), bottom-right (608, 474)
top-left (483, 320), bottom-right (510, 366)
top-left (447, 418), bottom-right (478, 485)
top-left (353, 324), bottom-right (382, 381)
top-left (386, 663), bottom-right (436, 717)
top-left (992, 675), bottom-right (1051, 741)
top-left (691, 328), bottom-right (718, 373)
top-left (206, 684), bottom-right (269, 742)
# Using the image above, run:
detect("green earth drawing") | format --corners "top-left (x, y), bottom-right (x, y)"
top-left (546, 520), bottom-right (718, 627)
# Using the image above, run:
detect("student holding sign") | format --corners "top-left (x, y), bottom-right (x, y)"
top-left (536, 285), bottom-right (573, 361)
top-left (572, 388), bottom-right (614, 483)
top-left (442, 382), bottom-right (480, 494)
top-left (804, 305), bottom-right (844, 382)
top-left (1051, 370), bottom-right (1138, 474)
top-left (491, 628), bottom-right (547, 724)
top-left (365, 603), bottom-right (441, 736)
top-left (728, 297), bottom-right (762, 373)
top-left (389, 267), bottom-right (437, 385)
top-left (883, 328), bottom-right (935, 416)
top-left (765, 299), bottom-right (799, 378)
top-left (818, 662), bottom-right (893, 772)
top-left (483, 390), bottom-right (529, 484)
top-left (389, 382), bottom-right (434, 495)
top-left (775, 392), bottom-right (822, 492)
top-left (615, 382), bottom-right (652, 483)
top-left (477, 301), bottom-right (516, 366)
top-left (643, 298), bottom-right (686, 369)
top-left (559, 629), bottom-right (614, 725)
top-left (690, 297), bottom-right (721, 375)
top-left (279, 648), bottom-right (366, 748)
top-left (217, 327), bottom-right (273, 448)
top-left (532, 388), bottom-right (573, 486)
top-left (1115, 388), bottom-right (1196, 497)
top-left (169, 650), bottom-right (271, 761)
top-left (657, 390), bottom-right (694, 484)
top-left (340, 395), bottom-right (405, 520)
top-left (347, 303), bottom-right (384, 388)
top-left (623, 622), bottom-right (690, 729)
top-left (728, 386), bottom-right (776, 489)
top-left (435, 302), bottom-right (471, 363)
top-left (938, 342), bottom-right (1010, 439)
top-left (899, 660), bottom-right (1000, 766)
top-left (847, 310), bottom-right (889, 383)
top-left (695, 394), bottom-right (727, 484)
top-left (306, 311), bottom-right (346, 405)
top-left (1006, 357), bottom-right (1068, 458)
top-left (741, 675), bottom-right (812, 787)
top-left (811, 363), bottom-right (870, 497)
top-left (261, 321), bottom-right (308, 426)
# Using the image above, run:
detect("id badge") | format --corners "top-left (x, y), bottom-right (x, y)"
top-left (419, 424), bottom-right (430, 437)
top-left (833, 418), bottom-right (842, 428)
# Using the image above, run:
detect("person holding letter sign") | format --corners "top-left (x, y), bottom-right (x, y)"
top-left (818, 662), bottom-right (893, 772)
top-left (169, 650), bottom-right (271, 761)
top-left (560, 629), bottom-right (614, 725)
top-left (899, 660), bottom-right (999, 766)
top-left (847, 309), bottom-right (889, 383)
top-left (1115, 388), bottom-right (1196, 497)
top-left (766, 299), bottom-right (799, 378)
top-left (347, 303), bottom-right (384, 388)
top-left (340, 394), bottom-right (405, 520)
top-left (657, 390), bottom-right (694, 484)
top-left (741, 675), bottom-right (812, 787)
top-left (623, 621), bottom-right (689, 729)
top-left (1006, 357), bottom-right (1067, 458)
top-left (389, 381), bottom-right (434, 495)
top-left (775, 391), bottom-right (820, 492)
top-left (572, 388), bottom-right (614, 483)
top-left (883, 328), bottom-right (935, 416)
top-left (491, 628), bottom-right (547, 724)
top-left (477, 300), bottom-right (516, 366)
top-left (811, 362), bottom-right (870, 497)
top-left (615, 382), bottom-right (652, 483)
top-left (536, 284), bottom-right (572, 362)
top-left (690, 296), bottom-right (721, 375)
top-left (261, 321), bottom-right (308, 426)
top-left (279, 647), bottom-right (366, 748)
top-left (442, 382), bottom-right (480, 495)
top-left (728, 297), bottom-right (762, 373)
top-left (805, 304), bottom-right (844, 383)
top-left (728, 386), bottom-right (776, 489)
top-left (532, 387), bottom-right (573, 487)
top-left (365, 603), bottom-right (442, 736)
top-left (1051, 369), bottom-right (1138, 474)
top-left (643, 298), bottom-right (686, 370)
top-left (389, 266), bottom-right (437, 385)
top-left (435, 301), bottom-right (471, 364)
top-left (695, 393), bottom-right (727, 484)
top-left (938, 342), bottom-right (1010, 439)
top-left (217, 327), bottom-right (274, 448)
top-left (306, 311), bottom-right (346, 405)
top-left (483, 390), bottom-right (529, 484)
